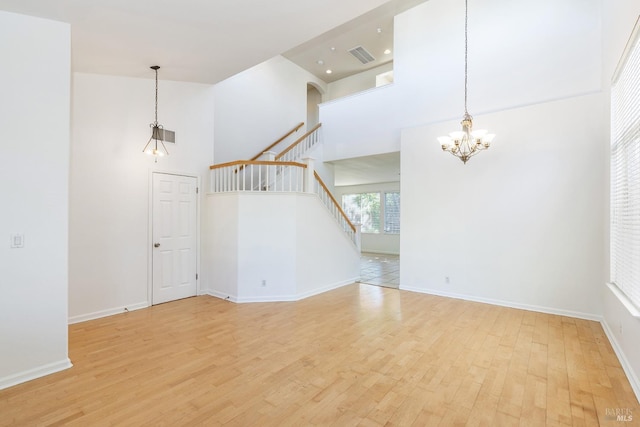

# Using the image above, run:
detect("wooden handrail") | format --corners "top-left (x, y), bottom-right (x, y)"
top-left (210, 160), bottom-right (307, 170)
top-left (275, 123), bottom-right (322, 161)
top-left (313, 171), bottom-right (356, 233)
top-left (249, 122), bottom-right (304, 161)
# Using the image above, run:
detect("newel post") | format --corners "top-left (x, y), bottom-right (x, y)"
top-left (355, 223), bottom-right (362, 252)
top-left (263, 151), bottom-right (277, 161)
top-left (303, 157), bottom-right (315, 193)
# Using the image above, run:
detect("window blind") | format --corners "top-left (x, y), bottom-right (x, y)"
top-left (384, 192), bottom-right (401, 234)
top-left (611, 17), bottom-right (640, 311)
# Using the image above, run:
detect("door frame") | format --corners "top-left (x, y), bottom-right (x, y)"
top-left (147, 170), bottom-right (201, 306)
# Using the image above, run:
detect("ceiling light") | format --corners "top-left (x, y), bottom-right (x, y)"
top-left (330, 47), bottom-right (336, 52)
top-left (384, 49), bottom-right (391, 55)
top-left (377, 28), bottom-right (382, 33)
top-left (437, 0), bottom-right (495, 164)
top-left (326, 69), bottom-right (332, 74)
top-left (142, 66), bottom-right (169, 162)
top-left (317, 60), bottom-right (324, 65)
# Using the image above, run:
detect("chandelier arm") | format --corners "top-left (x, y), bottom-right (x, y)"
top-left (159, 139), bottom-right (169, 156)
top-left (142, 135), bottom-right (154, 153)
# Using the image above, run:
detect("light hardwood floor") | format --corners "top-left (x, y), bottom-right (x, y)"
top-left (1, 284), bottom-right (638, 426)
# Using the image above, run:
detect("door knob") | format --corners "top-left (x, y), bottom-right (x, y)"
top-left (154, 243), bottom-right (161, 248)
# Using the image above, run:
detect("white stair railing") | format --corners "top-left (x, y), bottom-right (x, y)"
top-left (210, 160), bottom-right (306, 193)
top-left (275, 123), bottom-right (322, 163)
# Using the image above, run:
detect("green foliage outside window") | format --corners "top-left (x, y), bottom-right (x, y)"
top-left (342, 191), bottom-right (400, 234)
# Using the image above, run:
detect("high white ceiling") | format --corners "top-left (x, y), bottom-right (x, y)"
top-left (0, 0), bottom-right (400, 84)
top-left (283, 0), bottom-right (426, 83)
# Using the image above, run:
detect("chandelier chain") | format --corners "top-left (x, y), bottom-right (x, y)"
top-left (464, 0), bottom-right (468, 116)
top-left (154, 68), bottom-right (159, 125)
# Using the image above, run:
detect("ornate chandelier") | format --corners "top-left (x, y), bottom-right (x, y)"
top-left (142, 65), bottom-right (169, 162)
top-left (437, 0), bottom-right (495, 164)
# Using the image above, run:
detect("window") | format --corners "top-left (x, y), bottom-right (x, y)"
top-left (341, 191), bottom-right (400, 234)
top-left (384, 192), bottom-right (400, 234)
top-left (342, 193), bottom-right (380, 233)
top-left (610, 19), bottom-right (640, 312)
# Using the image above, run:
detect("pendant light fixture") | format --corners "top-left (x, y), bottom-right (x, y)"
top-left (142, 65), bottom-right (169, 162)
top-left (437, 0), bottom-right (495, 164)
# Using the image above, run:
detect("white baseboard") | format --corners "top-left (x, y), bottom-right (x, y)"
top-left (203, 278), bottom-right (357, 304)
top-left (296, 277), bottom-right (358, 301)
top-left (203, 290), bottom-right (238, 303)
top-left (601, 319), bottom-right (640, 403)
top-left (0, 358), bottom-right (72, 391)
top-left (236, 295), bottom-right (297, 303)
top-left (68, 301), bottom-right (149, 324)
top-left (400, 285), bottom-right (602, 322)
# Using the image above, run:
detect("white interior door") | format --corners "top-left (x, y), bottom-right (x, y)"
top-left (152, 173), bottom-right (198, 305)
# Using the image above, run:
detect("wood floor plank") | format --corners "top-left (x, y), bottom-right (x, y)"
top-left (0, 284), bottom-right (638, 426)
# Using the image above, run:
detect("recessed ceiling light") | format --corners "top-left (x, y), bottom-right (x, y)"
top-left (330, 47), bottom-right (336, 52)
top-left (326, 69), bottom-right (332, 74)
top-left (384, 49), bottom-right (391, 55)
top-left (317, 60), bottom-right (324, 65)
top-left (377, 28), bottom-right (382, 33)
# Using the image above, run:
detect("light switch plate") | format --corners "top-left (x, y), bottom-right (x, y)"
top-left (10, 233), bottom-right (24, 248)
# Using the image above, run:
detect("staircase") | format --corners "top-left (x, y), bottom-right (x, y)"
top-left (209, 123), bottom-right (359, 247)
top-left (205, 123), bottom-right (361, 303)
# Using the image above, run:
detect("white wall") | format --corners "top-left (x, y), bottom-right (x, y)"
top-left (214, 55), bottom-right (328, 163)
top-left (320, 0), bottom-right (602, 161)
top-left (204, 192), bottom-right (359, 302)
top-left (69, 73), bottom-right (215, 322)
top-left (335, 182), bottom-right (400, 254)
top-left (0, 11), bottom-right (72, 389)
top-left (203, 193), bottom-right (239, 300)
top-left (325, 62), bottom-right (393, 101)
top-left (237, 194), bottom-right (298, 300)
top-left (601, 0), bottom-right (640, 400)
top-left (295, 195), bottom-right (361, 296)
top-left (401, 93), bottom-right (606, 318)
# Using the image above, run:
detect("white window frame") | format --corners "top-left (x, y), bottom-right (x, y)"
top-left (610, 15), bottom-right (640, 317)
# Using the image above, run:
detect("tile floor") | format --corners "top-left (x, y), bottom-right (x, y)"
top-left (359, 252), bottom-right (400, 289)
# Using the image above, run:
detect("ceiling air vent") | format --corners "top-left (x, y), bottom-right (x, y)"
top-left (348, 46), bottom-right (376, 65)
top-left (160, 129), bottom-right (175, 144)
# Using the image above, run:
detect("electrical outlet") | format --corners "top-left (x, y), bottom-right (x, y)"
top-left (261, 280), bottom-right (267, 287)
top-left (445, 276), bottom-right (450, 284)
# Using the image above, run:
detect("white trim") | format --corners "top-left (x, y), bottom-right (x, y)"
top-left (203, 290), bottom-right (238, 303)
top-left (601, 319), bottom-right (640, 403)
top-left (0, 358), bottom-right (72, 391)
top-left (295, 277), bottom-right (358, 301)
top-left (68, 301), bottom-right (149, 324)
top-left (399, 285), bottom-right (602, 322)
top-left (607, 282), bottom-right (640, 318)
top-left (203, 278), bottom-right (357, 304)
top-left (236, 295), bottom-right (297, 303)
top-left (612, 15), bottom-right (640, 84)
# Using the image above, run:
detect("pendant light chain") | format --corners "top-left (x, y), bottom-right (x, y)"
top-left (154, 67), bottom-right (159, 125)
top-left (143, 65), bottom-right (169, 161)
top-left (464, 0), bottom-right (468, 116)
